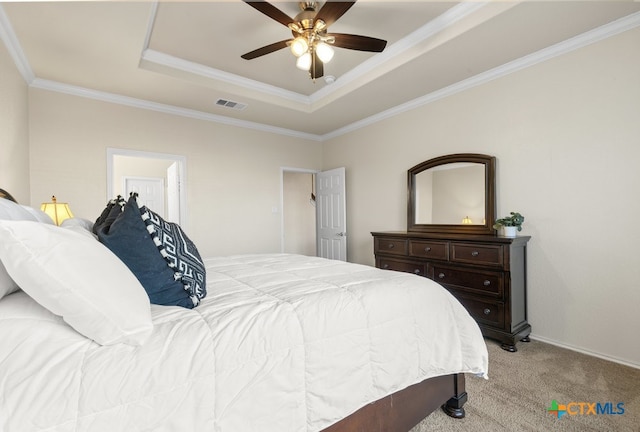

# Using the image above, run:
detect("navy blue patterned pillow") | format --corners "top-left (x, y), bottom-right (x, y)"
top-left (92, 195), bottom-right (125, 234)
top-left (97, 195), bottom-right (195, 309)
top-left (140, 206), bottom-right (206, 306)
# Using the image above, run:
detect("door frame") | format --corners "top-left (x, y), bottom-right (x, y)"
top-left (107, 148), bottom-right (187, 228)
top-left (280, 167), bottom-right (319, 254)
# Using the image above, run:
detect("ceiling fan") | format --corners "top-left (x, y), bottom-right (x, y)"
top-left (241, 1), bottom-right (387, 81)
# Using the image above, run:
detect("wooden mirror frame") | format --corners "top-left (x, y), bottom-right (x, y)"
top-left (407, 153), bottom-right (496, 235)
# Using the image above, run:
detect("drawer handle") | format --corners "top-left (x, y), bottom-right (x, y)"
top-left (438, 272), bottom-right (445, 279)
top-left (388, 243), bottom-right (395, 249)
top-left (383, 264), bottom-right (389, 269)
top-left (471, 251), bottom-right (479, 257)
top-left (483, 308), bottom-right (491, 315)
top-left (414, 269), bottom-right (421, 275)
top-left (424, 247), bottom-right (431, 252)
top-left (483, 280), bottom-right (491, 286)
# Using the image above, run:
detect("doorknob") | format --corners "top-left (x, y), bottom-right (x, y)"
top-left (336, 232), bottom-right (347, 237)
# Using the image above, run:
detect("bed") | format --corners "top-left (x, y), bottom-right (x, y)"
top-left (0, 193), bottom-right (488, 432)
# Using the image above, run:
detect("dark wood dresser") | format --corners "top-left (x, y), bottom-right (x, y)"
top-left (372, 231), bottom-right (531, 352)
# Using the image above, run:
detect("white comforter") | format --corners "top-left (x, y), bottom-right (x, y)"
top-left (0, 254), bottom-right (488, 432)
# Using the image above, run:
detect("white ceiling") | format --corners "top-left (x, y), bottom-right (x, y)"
top-left (2, 1), bottom-right (640, 140)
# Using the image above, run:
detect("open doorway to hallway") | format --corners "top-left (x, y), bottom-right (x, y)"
top-left (282, 170), bottom-right (316, 256)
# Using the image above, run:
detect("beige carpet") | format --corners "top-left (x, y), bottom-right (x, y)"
top-left (411, 339), bottom-right (640, 432)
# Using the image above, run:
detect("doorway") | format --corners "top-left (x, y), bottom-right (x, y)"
top-left (281, 169), bottom-right (317, 256)
top-left (107, 148), bottom-right (187, 226)
top-left (280, 167), bottom-right (347, 260)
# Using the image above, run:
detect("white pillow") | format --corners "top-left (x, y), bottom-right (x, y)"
top-left (61, 217), bottom-right (98, 239)
top-left (0, 198), bottom-right (37, 221)
top-left (61, 217), bottom-right (94, 231)
top-left (0, 260), bottom-right (19, 299)
top-left (0, 198), bottom-right (36, 299)
top-left (0, 220), bottom-right (153, 346)
top-left (21, 205), bottom-right (55, 224)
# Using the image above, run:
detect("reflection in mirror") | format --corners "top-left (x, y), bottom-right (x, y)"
top-left (408, 154), bottom-right (496, 235)
top-left (414, 163), bottom-right (485, 225)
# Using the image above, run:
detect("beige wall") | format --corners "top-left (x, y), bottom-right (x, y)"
top-left (27, 89), bottom-right (323, 256)
top-left (0, 39), bottom-right (29, 202)
top-left (323, 28), bottom-right (640, 366)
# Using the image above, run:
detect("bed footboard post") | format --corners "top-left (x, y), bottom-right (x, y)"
top-left (441, 373), bottom-right (467, 419)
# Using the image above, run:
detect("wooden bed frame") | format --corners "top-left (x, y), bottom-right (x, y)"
top-left (322, 373), bottom-right (467, 432)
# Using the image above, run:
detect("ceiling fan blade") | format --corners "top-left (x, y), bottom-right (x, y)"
top-left (310, 51), bottom-right (324, 80)
top-left (243, 1), bottom-right (294, 27)
top-left (315, 1), bottom-right (356, 27)
top-left (241, 39), bottom-right (291, 60)
top-left (330, 33), bottom-right (387, 52)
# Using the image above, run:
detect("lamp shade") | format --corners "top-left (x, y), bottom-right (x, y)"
top-left (41, 196), bottom-right (74, 225)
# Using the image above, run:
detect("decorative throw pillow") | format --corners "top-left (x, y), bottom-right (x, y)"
top-left (0, 220), bottom-right (153, 346)
top-left (97, 195), bottom-right (197, 308)
top-left (92, 195), bottom-right (125, 234)
top-left (140, 206), bottom-right (206, 306)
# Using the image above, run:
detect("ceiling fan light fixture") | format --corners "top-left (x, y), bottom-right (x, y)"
top-left (241, 1), bottom-right (388, 81)
top-left (290, 37), bottom-right (309, 57)
top-left (315, 42), bottom-right (334, 63)
top-left (296, 52), bottom-right (312, 70)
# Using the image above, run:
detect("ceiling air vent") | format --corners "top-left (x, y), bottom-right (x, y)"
top-left (215, 98), bottom-right (247, 111)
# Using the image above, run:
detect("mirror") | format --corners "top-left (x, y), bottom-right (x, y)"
top-left (408, 153), bottom-right (496, 235)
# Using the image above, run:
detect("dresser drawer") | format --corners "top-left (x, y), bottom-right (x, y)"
top-left (432, 265), bottom-right (504, 298)
top-left (377, 258), bottom-right (426, 277)
top-left (451, 243), bottom-right (504, 267)
top-left (452, 293), bottom-right (505, 329)
top-left (374, 237), bottom-right (408, 256)
top-left (373, 231), bottom-right (531, 350)
top-left (409, 240), bottom-right (448, 261)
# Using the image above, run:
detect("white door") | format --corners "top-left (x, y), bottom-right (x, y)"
top-left (316, 167), bottom-right (347, 261)
top-left (124, 177), bottom-right (165, 218)
top-left (166, 162), bottom-right (180, 223)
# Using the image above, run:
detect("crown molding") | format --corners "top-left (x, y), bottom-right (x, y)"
top-left (3, 4), bottom-right (639, 143)
top-left (140, 49), bottom-right (311, 107)
top-left (30, 78), bottom-right (323, 142)
top-left (310, 1), bottom-right (489, 104)
top-left (141, 2), bottom-right (490, 111)
top-left (140, 1), bottom-right (310, 110)
top-left (0, 4), bottom-right (34, 83)
top-left (322, 10), bottom-right (640, 141)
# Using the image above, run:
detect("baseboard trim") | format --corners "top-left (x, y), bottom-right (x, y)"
top-left (529, 334), bottom-right (640, 370)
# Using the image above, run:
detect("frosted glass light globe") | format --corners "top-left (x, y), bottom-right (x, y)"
top-left (296, 52), bottom-right (312, 70)
top-left (290, 37), bottom-right (308, 57)
top-left (315, 42), bottom-right (334, 63)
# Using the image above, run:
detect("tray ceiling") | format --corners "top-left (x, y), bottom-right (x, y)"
top-left (2, 1), bottom-right (639, 139)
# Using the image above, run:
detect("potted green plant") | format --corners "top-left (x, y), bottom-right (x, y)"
top-left (493, 212), bottom-right (524, 238)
